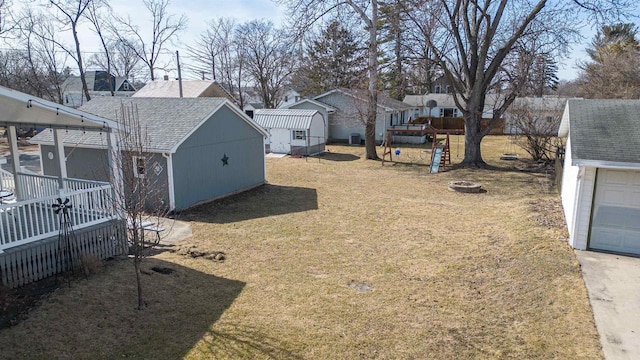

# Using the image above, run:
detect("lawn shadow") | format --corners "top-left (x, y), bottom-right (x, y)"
top-left (311, 151), bottom-right (360, 162)
top-left (0, 258), bottom-right (294, 359)
top-left (197, 323), bottom-right (303, 359)
top-left (181, 184), bottom-right (318, 224)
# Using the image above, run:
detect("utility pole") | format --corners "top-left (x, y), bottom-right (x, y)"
top-left (176, 50), bottom-right (183, 98)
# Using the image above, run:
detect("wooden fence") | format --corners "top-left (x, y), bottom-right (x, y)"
top-left (412, 116), bottom-right (506, 135)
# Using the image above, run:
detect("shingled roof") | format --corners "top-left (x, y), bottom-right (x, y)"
top-left (560, 99), bottom-right (640, 165)
top-left (314, 88), bottom-right (414, 111)
top-left (30, 97), bottom-right (265, 153)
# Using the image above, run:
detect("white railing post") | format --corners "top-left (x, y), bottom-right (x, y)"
top-left (6, 126), bottom-right (22, 200)
top-left (53, 129), bottom-right (68, 192)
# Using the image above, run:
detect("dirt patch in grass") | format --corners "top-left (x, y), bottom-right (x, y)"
top-left (0, 136), bottom-right (602, 359)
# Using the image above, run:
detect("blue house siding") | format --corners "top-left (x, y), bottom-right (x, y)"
top-left (171, 105), bottom-right (265, 210)
top-left (40, 145), bottom-right (170, 210)
top-left (41, 145), bottom-right (110, 182)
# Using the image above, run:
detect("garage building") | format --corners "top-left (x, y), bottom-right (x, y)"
top-left (559, 99), bottom-right (640, 255)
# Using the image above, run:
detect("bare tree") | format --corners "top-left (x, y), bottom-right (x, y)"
top-left (89, 40), bottom-right (145, 81)
top-left (236, 20), bottom-right (296, 109)
top-left (0, 0), bottom-right (17, 36)
top-left (85, 0), bottom-right (114, 95)
top-left (112, 0), bottom-right (187, 80)
top-left (283, 0), bottom-right (382, 159)
top-left (43, 0), bottom-right (95, 102)
top-left (406, 0), bottom-right (633, 168)
top-left (186, 18), bottom-right (248, 108)
top-left (507, 100), bottom-right (563, 161)
top-left (14, 8), bottom-right (71, 103)
top-left (109, 102), bottom-right (170, 309)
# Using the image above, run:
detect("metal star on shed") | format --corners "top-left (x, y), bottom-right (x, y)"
top-left (221, 153), bottom-right (229, 166)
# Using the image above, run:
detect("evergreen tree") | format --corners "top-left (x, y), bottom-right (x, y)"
top-left (291, 20), bottom-right (366, 96)
top-left (578, 23), bottom-right (640, 99)
top-left (529, 53), bottom-right (559, 96)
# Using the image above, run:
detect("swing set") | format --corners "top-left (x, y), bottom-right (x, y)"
top-left (381, 125), bottom-right (464, 172)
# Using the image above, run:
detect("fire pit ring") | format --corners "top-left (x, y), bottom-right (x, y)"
top-left (448, 181), bottom-right (482, 193)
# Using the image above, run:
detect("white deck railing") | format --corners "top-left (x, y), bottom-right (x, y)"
top-left (15, 172), bottom-right (59, 200)
top-left (0, 183), bottom-right (117, 252)
top-left (0, 168), bottom-right (14, 192)
top-left (15, 172), bottom-right (111, 201)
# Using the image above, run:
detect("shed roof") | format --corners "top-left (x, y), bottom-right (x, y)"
top-left (30, 97), bottom-right (265, 152)
top-left (254, 109), bottom-right (319, 129)
top-left (560, 99), bottom-right (640, 166)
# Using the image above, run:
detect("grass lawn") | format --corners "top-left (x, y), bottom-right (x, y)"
top-left (0, 136), bottom-right (601, 359)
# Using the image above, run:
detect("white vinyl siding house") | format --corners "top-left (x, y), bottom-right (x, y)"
top-left (313, 88), bottom-right (415, 143)
top-left (559, 99), bottom-right (640, 255)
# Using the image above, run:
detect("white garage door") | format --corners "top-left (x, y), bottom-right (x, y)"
top-left (590, 169), bottom-right (640, 255)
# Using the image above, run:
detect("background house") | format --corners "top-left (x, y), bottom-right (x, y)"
top-left (254, 109), bottom-right (325, 155)
top-left (504, 96), bottom-right (571, 135)
top-left (559, 99), bottom-right (640, 256)
top-left (243, 102), bottom-right (264, 119)
top-left (62, 70), bottom-right (136, 108)
top-left (277, 87), bottom-right (302, 108)
top-left (311, 88), bottom-right (415, 143)
top-left (31, 97), bottom-right (267, 211)
top-left (283, 98), bottom-right (336, 142)
top-left (133, 78), bottom-right (235, 102)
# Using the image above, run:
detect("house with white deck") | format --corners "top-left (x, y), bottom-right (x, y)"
top-left (0, 86), bottom-right (126, 287)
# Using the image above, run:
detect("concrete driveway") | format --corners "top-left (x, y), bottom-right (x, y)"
top-left (576, 251), bottom-right (640, 359)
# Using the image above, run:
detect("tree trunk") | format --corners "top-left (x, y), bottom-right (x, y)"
top-left (364, 0), bottom-right (379, 160)
top-left (73, 24), bottom-right (91, 103)
top-left (135, 259), bottom-right (143, 310)
top-left (461, 110), bottom-right (487, 168)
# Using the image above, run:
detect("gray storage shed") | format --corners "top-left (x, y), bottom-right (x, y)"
top-left (254, 109), bottom-right (325, 155)
top-left (30, 97), bottom-right (268, 211)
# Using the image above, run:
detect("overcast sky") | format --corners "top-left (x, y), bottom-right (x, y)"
top-left (24, 0), bottom-right (639, 82)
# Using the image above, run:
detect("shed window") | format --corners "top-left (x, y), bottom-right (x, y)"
top-left (133, 156), bottom-right (146, 178)
top-left (293, 130), bottom-right (306, 140)
top-left (123, 82), bottom-right (130, 91)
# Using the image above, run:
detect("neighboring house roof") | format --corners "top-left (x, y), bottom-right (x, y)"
top-left (559, 99), bottom-right (640, 166)
top-left (403, 93), bottom-right (502, 110)
top-left (245, 102), bottom-right (264, 110)
top-left (133, 80), bottom-right (235, 101)
top-left (314, 88), bottom-right (414, 111)
top-left (404, 93), bottom-right (459, 108)
top-left (61, 71), bottom-right (136, 93)
top-left (30, 97), bottom-right (266, 153)
top-left (254, 109), bottom-right (320, 129)
top-left (510, 96), bottom-right (571, 112)
top-left (283, 98), bottom-right (337, 112)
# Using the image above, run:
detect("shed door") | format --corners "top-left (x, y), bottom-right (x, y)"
top-left (269, 129), bottom-right (291, 154)
top-left (590, 169), bottom-right (640, 255)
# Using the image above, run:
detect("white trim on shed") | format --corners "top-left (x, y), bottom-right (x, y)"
top-left (254, 109), bottom-right (325, 155)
